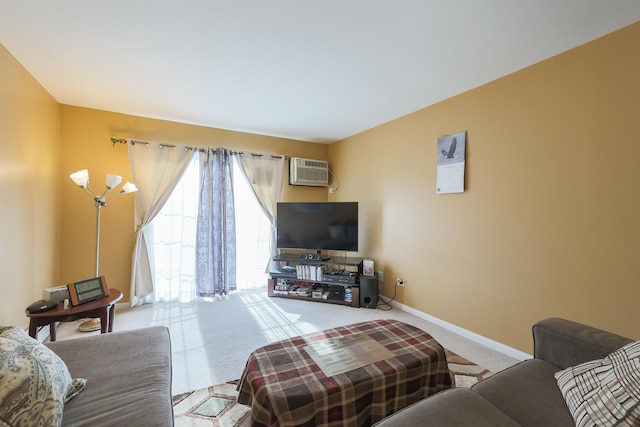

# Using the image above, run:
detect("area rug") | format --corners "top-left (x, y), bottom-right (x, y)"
top-left (173, 349), bottom-right (492, 426)
top-left (445, 349), bottom-right (493, 388)
top-left (173, 380), bottom-right (251, 427)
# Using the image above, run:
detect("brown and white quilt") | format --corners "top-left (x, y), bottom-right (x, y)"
top-left (237, 319), bottom-right (452, 427)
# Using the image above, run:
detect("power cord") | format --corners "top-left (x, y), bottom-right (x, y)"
top-left (328, 169), bottom-right (340, 193)
top-left (375, 279), bottom-right (400, 311)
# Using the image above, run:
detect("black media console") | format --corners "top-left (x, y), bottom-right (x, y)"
top-left (267, 253), bottom-right (365, 308)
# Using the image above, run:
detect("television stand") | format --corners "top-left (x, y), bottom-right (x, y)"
top-left (268, 253), bottom-right (365, 308)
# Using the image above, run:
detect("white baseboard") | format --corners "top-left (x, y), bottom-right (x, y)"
top-left (387, 298), bottom-right (531, 361)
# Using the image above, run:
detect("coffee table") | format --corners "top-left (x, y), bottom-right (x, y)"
top-left (26, 289), bottom-right (123, 341)
top-left (237, 319), bottom-right (452, 426)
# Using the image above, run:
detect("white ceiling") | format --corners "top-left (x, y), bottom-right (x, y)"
top-left (2, 2), bottom-right (640, 143)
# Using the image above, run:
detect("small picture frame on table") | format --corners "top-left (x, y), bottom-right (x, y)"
top-left (67, 276), bottom-right (109, 306)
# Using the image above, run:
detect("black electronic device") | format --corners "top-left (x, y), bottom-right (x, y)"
top-left (323, 272), bottom-right (359, 285)
top-left (299, 252), bottom-right (332, 261)
top-left (67, 276), bottom-right (109, 306)
top-left (26, 300), bottom-right (58, 313)
top-left (326, 284), bottom-right (345, 301)
top-left (276, 202), bottom-right (358, 253)
top-left (359, 274), bottom-right (379, 309)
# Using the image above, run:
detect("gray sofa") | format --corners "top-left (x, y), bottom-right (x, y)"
top-left (45, 326), bottom-right (174, 427)
top-left (375, 317), bottom-right (633, 426)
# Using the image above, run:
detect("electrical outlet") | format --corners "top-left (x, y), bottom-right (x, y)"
top-left (377, 271), bottom-right (384, 282)
top-left (396, 278), bottom-right (405, 286)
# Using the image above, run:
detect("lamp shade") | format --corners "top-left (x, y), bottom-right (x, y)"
top-left (120, 181), bottom-right (138, 194)
top-left (106, 174), bottom-right (123, 189)
top-left (69, 169), bottom-right (89, 188)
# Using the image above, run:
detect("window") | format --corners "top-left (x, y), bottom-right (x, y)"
top-left (151, 153), bottom-right (270, 302)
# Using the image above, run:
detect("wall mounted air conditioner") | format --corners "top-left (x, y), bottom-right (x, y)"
top-left (289, 157), bottom-right (329, 187)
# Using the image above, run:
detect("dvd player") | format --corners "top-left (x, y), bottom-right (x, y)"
top-left (323, 272), bottom-right (358, 285)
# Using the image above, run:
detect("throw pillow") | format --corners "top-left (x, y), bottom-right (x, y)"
top-left (554, 340), bottom-right (640, 427)
top-left (0, 326), bottom-right (87, 427)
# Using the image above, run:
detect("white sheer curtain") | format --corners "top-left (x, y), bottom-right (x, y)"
top-left (232, 160), bottom-right (271, 289)
top-left (235, 153), bottom-right (285, 273)
top-left (151, 153), bottom-right (200, 302)
top-left (128, 142), bottom-right (195, 307)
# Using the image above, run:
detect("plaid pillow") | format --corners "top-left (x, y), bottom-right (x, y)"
top-left (554, 340), bottom-right (640, 427)
top-left (0, 326), bottom-right (86, 427)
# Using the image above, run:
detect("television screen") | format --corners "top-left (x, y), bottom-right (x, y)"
top-left (276, 202), bottom-right (358, 252)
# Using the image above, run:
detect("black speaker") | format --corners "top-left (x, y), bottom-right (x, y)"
top-left (359, 274), bottom-right (378, 309)
top-left (327, 285), bottom-right (345, 301)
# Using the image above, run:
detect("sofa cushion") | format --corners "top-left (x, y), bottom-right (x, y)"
top-left (45, 326), bottom-right (173, 427)
top-left (373, 388), bottom-right (520, 427)
top-left (0, 326), bottom-right (86, 427)
top-left (554, 340), bottom-right (640, 427)
top-left (473, 359), bottom-right (575, 426)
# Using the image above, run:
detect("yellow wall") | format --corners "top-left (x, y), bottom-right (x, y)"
top-left (60, 106), bottom-right (328, 303)
top-left (0, 44), bottom-right (61, 327)
top-left (329, 22), bottom-right (640, 353)
top-left (4, 22), bottom-right (639, 354)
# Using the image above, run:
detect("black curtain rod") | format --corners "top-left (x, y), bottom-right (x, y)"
top-left (110, 137), bottom-right (286, 159)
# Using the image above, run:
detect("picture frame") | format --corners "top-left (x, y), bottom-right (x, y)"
top-left (67, 276), bottom-right (109, 306)
top-left (362, 259), bottom-right (375, 276)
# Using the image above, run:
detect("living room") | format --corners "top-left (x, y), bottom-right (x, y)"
top-left (2, 3), bottom-right (639, 368)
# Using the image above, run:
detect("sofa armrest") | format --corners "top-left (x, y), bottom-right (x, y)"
top-left (533, 317), bottom-right (632, 369)
top-left (46, 326), bottom-right (174, 427)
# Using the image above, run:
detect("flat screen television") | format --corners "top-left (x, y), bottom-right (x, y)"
top-left (276, 202), bottom-right (358, 253)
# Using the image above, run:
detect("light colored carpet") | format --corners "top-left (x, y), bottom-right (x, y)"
top-left (54, 286), bottom-right (518, 396)
top-left (172, 350), bottom-right (491, 426)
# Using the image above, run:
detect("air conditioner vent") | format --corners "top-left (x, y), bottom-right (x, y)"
top-left (289, 157), bottom-right (329, 187)
top-left (303, 160), bottom-right (326, 168)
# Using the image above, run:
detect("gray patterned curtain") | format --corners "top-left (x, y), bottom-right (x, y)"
top-left (195, 148), bottom-right (236, 296)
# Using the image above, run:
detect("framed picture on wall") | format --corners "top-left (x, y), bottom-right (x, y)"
top-left (436, 131), bottom-right (466, 194)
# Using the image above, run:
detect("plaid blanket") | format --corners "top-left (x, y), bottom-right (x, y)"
top-left (237, 319), bottom-right (452, 427)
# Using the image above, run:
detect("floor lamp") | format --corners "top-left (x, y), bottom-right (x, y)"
top-left (69, 169), bottom-right (137, 331)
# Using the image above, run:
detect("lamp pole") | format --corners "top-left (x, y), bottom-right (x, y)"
top-left (70, 170), bottom-right (137, 277)
top-left (69, 169), bottom-right (137, 332)
top-left (94, 196), bottom-right (107, 277)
